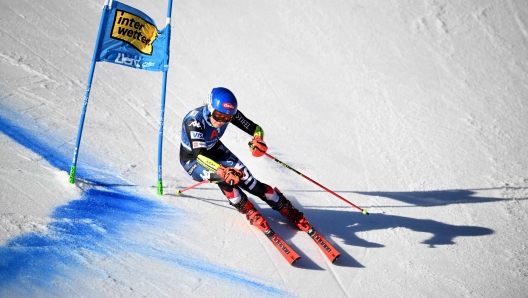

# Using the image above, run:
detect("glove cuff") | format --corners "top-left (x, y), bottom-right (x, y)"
top-left (254, 126), bottom-right (264, 138)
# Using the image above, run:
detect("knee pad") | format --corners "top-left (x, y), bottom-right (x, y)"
top-left (260, 185), bottom-right (280, 208)
top-left (224, 187), bottom-right (247, 207)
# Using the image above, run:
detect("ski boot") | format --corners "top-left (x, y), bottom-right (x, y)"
top-left (231, 192), bottom-right (270, 232)
top-left (272, 188), bottom-right (311, 232)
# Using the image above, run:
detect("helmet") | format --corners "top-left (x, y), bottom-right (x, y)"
top-left (207, 87), bottom-right (238, 116)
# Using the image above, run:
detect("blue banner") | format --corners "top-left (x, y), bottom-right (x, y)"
top-left (96, 1), bottom-right (168, 72)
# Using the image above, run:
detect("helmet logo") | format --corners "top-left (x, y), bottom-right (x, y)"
top-left (222, 103), bottom-right (235, 110)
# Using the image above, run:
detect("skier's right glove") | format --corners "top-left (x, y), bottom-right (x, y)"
top-left (217, 165), bottom-right (243, 186)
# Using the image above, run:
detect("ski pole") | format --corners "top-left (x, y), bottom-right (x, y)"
top-left (176, 180), bottom-right (212, 195)
top-left (264, 152), bottom-right (369, 215)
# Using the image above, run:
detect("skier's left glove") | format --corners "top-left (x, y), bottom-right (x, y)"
top-left (249, 136), bottom-right (268, 157)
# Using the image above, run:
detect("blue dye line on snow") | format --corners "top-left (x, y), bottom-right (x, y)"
top-left (0, 110), bottom-right (69, 172)
top-left (0, 106), bottom-right (111, 185)
top-left (0, 105), bottom-right (288, 297)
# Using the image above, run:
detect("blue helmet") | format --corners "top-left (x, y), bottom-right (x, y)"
top-left (207, 87), bottom-right (238, 116)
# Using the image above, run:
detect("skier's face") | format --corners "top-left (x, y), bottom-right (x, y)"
top-left (210, 116), bottom-right (226, 128)
top-left (210, 110), bottom-right (232, 128)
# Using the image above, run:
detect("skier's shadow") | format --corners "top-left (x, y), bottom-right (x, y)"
top-left (350, 187), bottom-right (525, 207)
top-left (260, 208), bottom-right (365, 270)
top-left (262, 187), bottom-right (506, 269)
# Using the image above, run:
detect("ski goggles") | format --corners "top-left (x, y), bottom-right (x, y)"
top-left (211, 110), bottom-right (233, 123)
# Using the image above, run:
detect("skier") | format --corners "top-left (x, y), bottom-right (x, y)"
top-left (179, 87), bottom-right (310, 233)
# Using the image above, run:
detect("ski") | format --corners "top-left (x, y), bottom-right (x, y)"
top-left (305, 226), bottom-right (340, 263)
top-left (243, 202), bottom-right (301, 265)
top-left (263, 228), bottom-right (301, 265)
top-left (271, 187), bottom-right (340, 263)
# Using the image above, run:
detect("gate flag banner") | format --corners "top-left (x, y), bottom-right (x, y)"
top-left (96, 1), bottom-right (168, 71)
top-left (69, 0), bottom-right (173, 195)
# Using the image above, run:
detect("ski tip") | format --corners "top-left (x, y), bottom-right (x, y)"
top-left (176, 190), bottom-right (182, 195)
top-left (331, 253), bottom-right (341, 264)
top-left (290, 256), bottom-right (301, 265)
top-left (362, 209), bottom-right (369, 215)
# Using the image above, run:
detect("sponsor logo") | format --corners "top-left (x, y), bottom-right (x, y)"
top-left (191, 131), bottom-right (204, 139)
top-left (210, 129), bottom-right (219, 139)
top-left (192, 141), bottom-right (206, 149)
top-left (222, 103), bottom-right (235, 110)
top-left (114, 53), bottom-right (140, 68)
top-left (188, 120), bottom-right (201, 128)
top-left (142, 61), bottom-right (155, 68)
top-left (235, 113), bottom-right (250, 129)
top-left (199, 169), bottom-right (211, 180)
top-left (111, 10), bottom-right (158, 55)
top-left (313, 234), bottom-right (331, 252)
top-left (187, 163), bottom-right (198, 175)
top-left (270, 235), bottom-right (291, 254)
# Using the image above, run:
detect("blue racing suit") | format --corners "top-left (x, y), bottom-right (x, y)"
top-left (179, 106), bottom-right (279, 206)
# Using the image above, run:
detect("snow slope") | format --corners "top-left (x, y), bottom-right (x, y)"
top-left (1, 0), bottom-right (528, 297)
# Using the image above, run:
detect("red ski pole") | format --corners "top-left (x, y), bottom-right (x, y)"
top-left (176, 180), bottom-right (212, 195)
top-left (264, 152), bottom-right (369, 215)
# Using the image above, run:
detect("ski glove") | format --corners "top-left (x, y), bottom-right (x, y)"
top-left (217, 165), bottom-right (243, 186)
top-left (249, 136), bottom-right (268, 157)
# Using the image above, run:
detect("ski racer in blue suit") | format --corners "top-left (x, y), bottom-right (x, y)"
top-left (179, 87), bottom-right (310, 232)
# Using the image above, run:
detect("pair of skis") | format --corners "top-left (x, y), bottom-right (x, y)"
top-left (256, 215), bottom-right (340, 265)
top-left (176, 180), bottom-right (341, 264)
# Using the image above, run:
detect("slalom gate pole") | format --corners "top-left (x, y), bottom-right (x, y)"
top-left (157, 0), bottom-right (174, 195)
top-left (264, 152), bottom-right (369, 215)
top-left (176, 180), bottom-right (214, 195)
top-left (69, 0), bottom-right (111, 184)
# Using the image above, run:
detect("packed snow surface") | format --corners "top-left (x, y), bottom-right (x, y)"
top-left (1, 0), bottom-right (527, 297)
